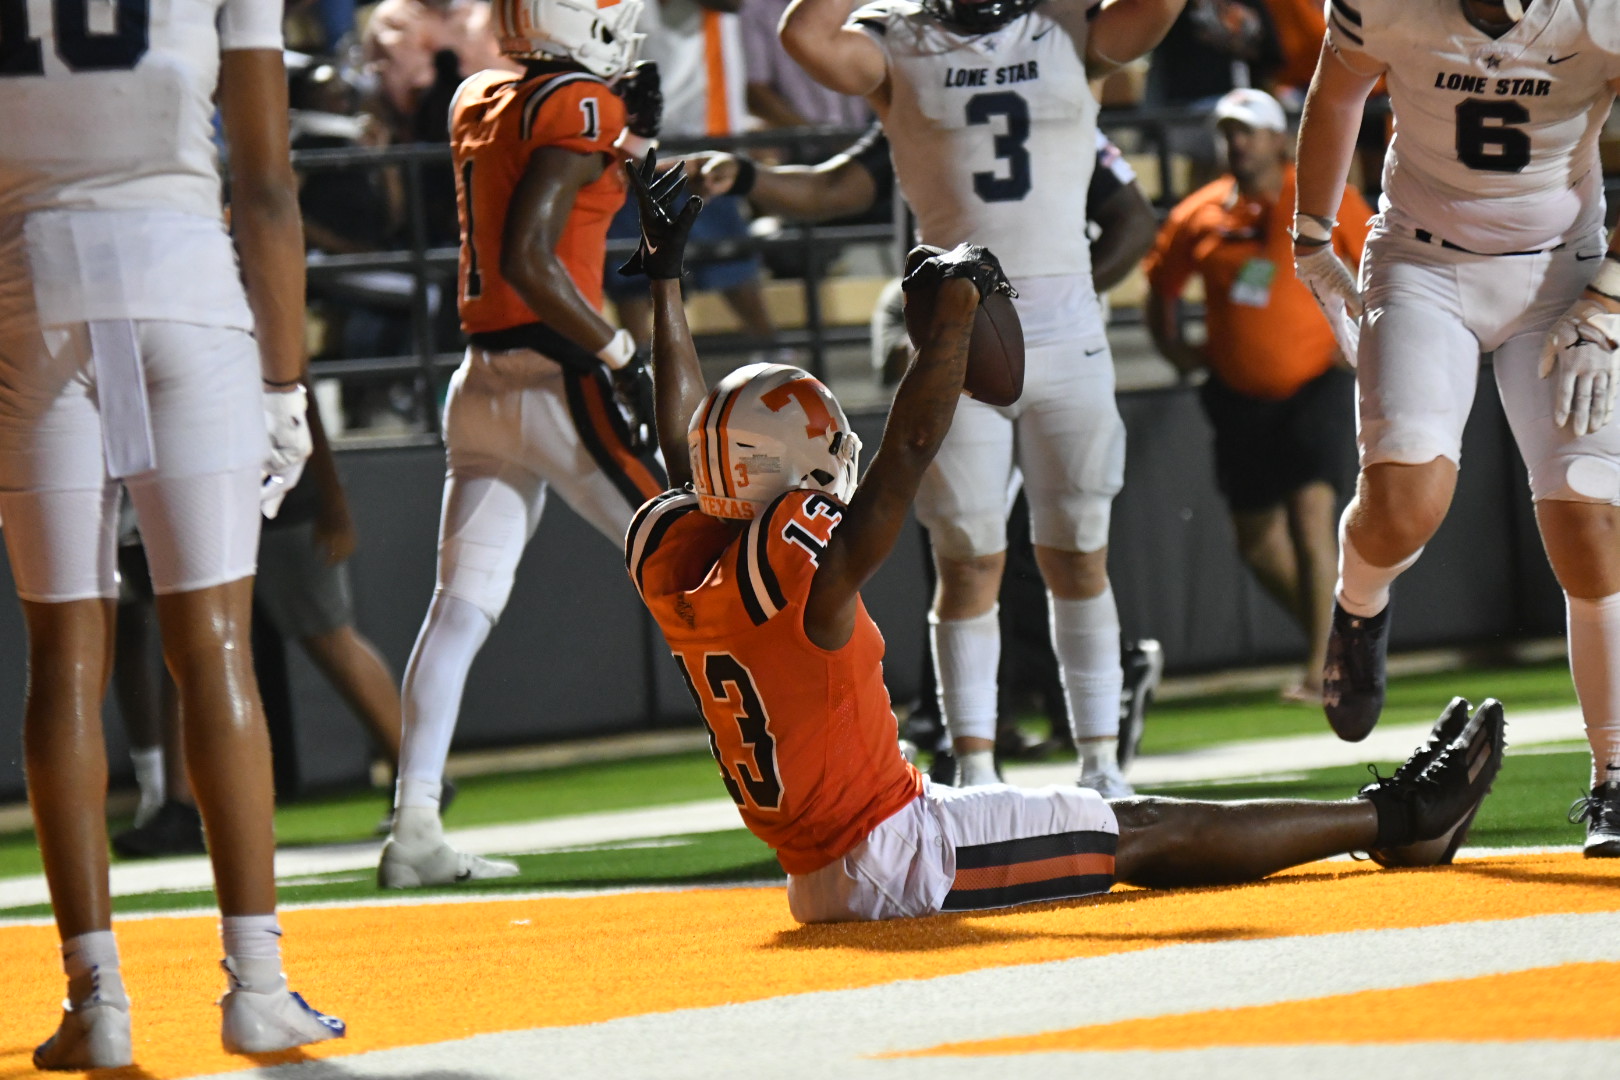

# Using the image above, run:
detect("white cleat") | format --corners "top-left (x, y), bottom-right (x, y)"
top-left (34, 1003), bottom-right (133, 1071)
top-left (1079, 768), bottom-right (1134, 799)
top-left (377, 837), bottom-right (520, 888)
top-left (220, 981), bottom-right (345, 1055)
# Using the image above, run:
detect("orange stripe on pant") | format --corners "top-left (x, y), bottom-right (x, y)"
top-left (953, 852), bottom-right (1117, 893)
top-left (580, 376), bottom-right (662, 500)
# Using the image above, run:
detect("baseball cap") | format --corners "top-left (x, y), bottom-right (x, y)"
top-left (1212, 88), bottom-right (1288, 133)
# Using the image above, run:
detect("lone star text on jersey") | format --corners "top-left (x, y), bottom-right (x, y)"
top-left (1433, 70), bottom-right (1552, 96)
top-left (943, 61), bottom-right (1040, 87)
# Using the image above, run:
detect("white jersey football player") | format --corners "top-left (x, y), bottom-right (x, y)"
top-left (0, 0), bottom-right (343, 1066)
top-left (781, 0), bottom-right (1185, 794)
top-left (1293, 0), bottom-right (1620, 855)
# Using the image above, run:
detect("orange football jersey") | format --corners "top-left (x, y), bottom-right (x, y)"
top-left (626, 488), bottom-right (924, 875)
top-left (451, 67), bottom-right (628, 336)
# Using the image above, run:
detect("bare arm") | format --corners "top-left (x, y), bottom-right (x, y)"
top-left (649, 278), bottom-right (708, 489)
top-left (803, 272), bottom-right (982, 649)
top-left (746, 83), bottom-right (811, 129)
top-left (501, 147), bottom-right (619, 352)
top-left (1089, 180), bottom-right (1158, 293)
top-left (779, 0), bottom-right (889, 100)
top-left (1065, 0), bottom-right (1187, 78)
top-left (219, 49), bottom-right (305, 387)
top-left (693, 152), bottom-right (879, 221)
top-left (1294, 41), bottom-right (1383, 225)
top-left (1146, 289), bottom-right (1205, 376)
top-left (301, 379), bottom-right (358, 563)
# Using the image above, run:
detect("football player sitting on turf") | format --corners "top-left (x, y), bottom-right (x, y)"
top-left (619, 152), bottom-right (1507, 922)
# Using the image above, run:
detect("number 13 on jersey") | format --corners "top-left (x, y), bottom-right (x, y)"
top-left (675, 652), bottom-right (783, 811)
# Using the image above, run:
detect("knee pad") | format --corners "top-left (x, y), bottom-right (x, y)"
top-left (434, 534), bottom-right (520, 624)
top-left (1534, 454), bottom-right (1620, 505)
top-left (916, 506), bottom-right (1006, 560)
top-left (1029, 489), bottom-right (1115, 554)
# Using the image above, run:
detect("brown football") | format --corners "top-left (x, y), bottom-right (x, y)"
top-left (901, 248), bottom-right (1026, 408)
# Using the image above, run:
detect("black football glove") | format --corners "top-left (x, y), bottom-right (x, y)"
top-left (614, 60), bottom-right (662, 140)
top-left (618, 149), bottom-right (703, 280)
top-left (902, 242), bottom-right (1018, 301)
top-left (610, 348), bottom-right (657, 452)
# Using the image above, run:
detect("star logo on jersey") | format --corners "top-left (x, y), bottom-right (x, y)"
top-left (1483, 54), bottom-right (1503, 70)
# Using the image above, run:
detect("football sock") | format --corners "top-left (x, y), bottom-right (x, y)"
top-left (1337, 523), bottom-right (1422, 618)
top-left (931, 606), bottom-right (1000, 745)
top-left (222, 915), bottom-right (284, 993)
top-left (1566, 592), bottom-right (1620, 779)
top-left (1077, 736), bottom-right (1122, 780)
top-left (130, 745), bottom-right (164, 821)
top-left (1050, 589), bottom-right (1123, 742)
top-left (397, 593), bottom-right (492, 807)
top-left (955, 749), bottom-right (999, 787)
top-left (62, 931), bottom-right (127, 1011)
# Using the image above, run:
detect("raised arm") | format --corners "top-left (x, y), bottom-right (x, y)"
top-left (1051, 0), bottom-right (1186, 78)
top-left (779, 0), bottom-right (889, 100)
top-left (622, 153), bottom-right (709, 488)
top-left (802, 246), bottom-right (1009, 650)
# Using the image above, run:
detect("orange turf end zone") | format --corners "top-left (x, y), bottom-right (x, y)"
top-left (901, 962), bottom-right (1620, 1056)
top-left (0, 853), bottom-right (1615, 1078)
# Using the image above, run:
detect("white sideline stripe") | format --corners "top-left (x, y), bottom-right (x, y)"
top-left (189, 911), bottom-right (1620, 1080)
top-left (0, 706), bottom-right (1589, 912)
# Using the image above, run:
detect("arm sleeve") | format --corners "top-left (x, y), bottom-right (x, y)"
top-left (218, 0), bottom-right (284, 51)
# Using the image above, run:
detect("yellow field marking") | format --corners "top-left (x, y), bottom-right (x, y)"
top-left (0, 853), bottom-right (1614, 1078)
top-left (901, 961), bottom-right (1620, 1055)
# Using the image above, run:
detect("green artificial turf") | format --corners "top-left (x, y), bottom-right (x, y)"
top-left (1135, 660), bottom-right (1579, 756)
top-left (0, 661), bottom-right (1592, 908)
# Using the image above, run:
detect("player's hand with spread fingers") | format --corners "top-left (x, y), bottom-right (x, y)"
top-left (903, 242), bottom-right (1017, 302)
top-left (619, 149), bottom-right (704, 280)
top-left (1540, 282), bottom-right (1620, 436)
top-left (261, 383), bottom-right (313, 518)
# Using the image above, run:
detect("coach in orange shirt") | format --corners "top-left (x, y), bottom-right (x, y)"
top-left (1146, 88), bottom-right (1373, 703)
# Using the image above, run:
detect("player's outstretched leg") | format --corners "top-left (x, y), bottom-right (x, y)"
top-left (1114, 698), bottom-right (1504, 887)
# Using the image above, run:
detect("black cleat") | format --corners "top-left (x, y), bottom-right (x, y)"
top-left (1359, 698), bottom-right (1505, 854)
top-left (1367, 697), bottom-right (1477, 866)
top-left (1323, 601), bottom-right (1392, 742)
top-left (1568, 776), bottom-right (1620, 858)
top-left (111, 800), bottom-right (205, 859)
top-left (1117, 639), bottom-right (1163, 770)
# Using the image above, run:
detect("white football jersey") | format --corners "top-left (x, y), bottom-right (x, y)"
top-left (0, 0), bottom-right (280, 327)
top-left (852, 0), bottom-right (1100, 281)
top-left (1328, 0), bottom-right (1620, 253)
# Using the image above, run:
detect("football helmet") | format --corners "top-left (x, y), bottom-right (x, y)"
top-left (688, 364), bottom-right (862, 520)
top-left (493, 0), bottom-right (645, 80)
top-left (921, 0), bottom-right (1039, 35)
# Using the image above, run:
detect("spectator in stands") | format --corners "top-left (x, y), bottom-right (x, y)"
top-left (1146, 0), bottom-right (1282, 184)
top-left (361, 0), bottom-right (511, 138)
top-left (1260, 0), bottom-right (1324, 103)
top-left (606, 0), bottom-right (776, 351)
top-left (740, 0), bottom-right (868, 130)
top-left (1144, 89), bottom-right (1371, 703)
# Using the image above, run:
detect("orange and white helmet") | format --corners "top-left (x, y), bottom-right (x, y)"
top-left (688, 364), bottom-right (862, 521)
top-left (493, 0), bottom-right (645, 80)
